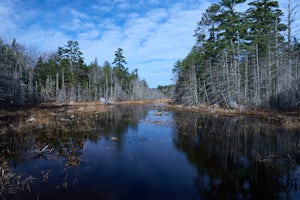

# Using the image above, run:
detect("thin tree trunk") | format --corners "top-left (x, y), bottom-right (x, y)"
top-left (237, 32), bottom-right (241, 103)
top-left (225, 52), bottom-right (231, 102)
top-left (256, 44), bottom-right (261, 105)
top-left (244, 54), bottom-right (248, 104)
top-left (275, 18), bottom-right (279, 96)
top-left (56, 72), bottom-right (59, 98)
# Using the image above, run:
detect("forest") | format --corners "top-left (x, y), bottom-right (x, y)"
top-left (173, 0), bottom-right (300, 109)
top-left (1, 0), bottom-right (300, 110)
top-left (0, 39), bottom-right (165, 107)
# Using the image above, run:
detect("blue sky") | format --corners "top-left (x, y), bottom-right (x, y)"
top-left (0, 0), bottom-right (299, 88)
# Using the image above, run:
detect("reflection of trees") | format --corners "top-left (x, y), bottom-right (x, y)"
top-left (95, 105), bottom-right (149, 138)
top-left (173, 111), bottom-right (300, 199)
top-left (1, 105), bottom-right (149, 166)
top-left (0, 105), bottom-right (149, 197)
top-left (0, 131), bottom-right (37, 197)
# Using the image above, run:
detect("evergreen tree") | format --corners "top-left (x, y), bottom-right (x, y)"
top-left (0, 37), bottom-right (164, 105)
top-left (112, 48), bottom-right (127, 70)
top-left (174, 0), bottom-right (300, 109)
top-left (246, 0), bottom-right (286, 54)
top-left (194, 3), bottom-right (221, 58)
top-left (216, 0), bottom-right (246, 49)
top-left (112, 48), bottom-right (130, 92)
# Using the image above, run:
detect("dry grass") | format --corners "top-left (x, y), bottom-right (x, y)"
top-left (1, 100), bottom-right (299, 132)
top-left (168, 104), bottom-right (300, 130)
top-left (0, 100), bottom-right (173, 134)
top-left (0, 101), bottom-right (109, 134)
top-left (62, 101), bottom-right (109, 113)
top-left (0, 100), bottom-right (163, 132)
top-left (113, 99), bottom-right (171, 105)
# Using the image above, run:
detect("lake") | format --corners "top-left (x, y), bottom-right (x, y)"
top-left (1, 104), bottom-right (300, 199)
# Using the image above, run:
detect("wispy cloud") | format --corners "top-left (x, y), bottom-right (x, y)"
top-left (0, 0), bottom-right (18, 37)
top-left (0, 0), bottom-right (210, 87)
top-left (78, 2), bottom-right (206, 87)
top-left (1, 0), bottom-right (298, 87)
top-left (91, 4), bottom-right (113, 13)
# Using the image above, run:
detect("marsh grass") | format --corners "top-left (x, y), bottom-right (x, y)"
top-left (168, 104), bottom-right (300, 130)
top-left (112, 99), bottom-right (170, 105)
top-left (0, 102), bottom-right (109, 134)
top-left (0, 156), bottom-right (35, 197)
top-left (0, 100), bottom-right (173, 134)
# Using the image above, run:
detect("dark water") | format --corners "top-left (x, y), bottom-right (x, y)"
top-left (1, 105), bottom-right (300, 199)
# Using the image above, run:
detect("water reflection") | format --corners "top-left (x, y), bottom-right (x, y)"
top-left (1, 105), bottom-right (300, 199)
top-left (0, 105), bottom-right (150, 199)
top-left (173, 111), bottom-right (300, 199)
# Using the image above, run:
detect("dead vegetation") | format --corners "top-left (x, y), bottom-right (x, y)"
top-left (0, 102), bottom-right (109, 134)
top-left (168, 104), bottom-right (300, 130)
top-left (1, 99), bottom-right (299, 133)
top-left (112, 99), bottom-right (171, 105)
top-left (0, 100), bottom-right (172, 134)
top-left (0, 156), bottom-right (35, 196)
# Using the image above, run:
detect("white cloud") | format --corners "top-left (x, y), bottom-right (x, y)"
top-left (5, 0), bottom-right (298, 87)
top-left (78, 2), bottom-right (205, 87)
top-left (70, 9), bottom-right (89, 19)
top-left (0, 0), bottom-right (221, 86)
top-left (17, 27), bottom-right (69, 53)
top-left (146, 8), bottom-right (168, 22)
top-left (92, 5), bottom-right (113, 13)
top-left (0, 0), bottom-right (18, 37)
top-left (114, 0), bottom-right (132, 10)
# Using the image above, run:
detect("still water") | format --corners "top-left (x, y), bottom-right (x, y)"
top-left (1, 104), bottom-right (300, 199)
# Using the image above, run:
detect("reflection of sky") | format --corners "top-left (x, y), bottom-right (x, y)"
top-left (9, 108), bottom-right (198, 199)
top-left (4, 105), bottom-right (300, 199)
top-left (74, 109), bottom-right (199, 199)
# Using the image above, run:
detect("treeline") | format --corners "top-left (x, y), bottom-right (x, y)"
top-left (173, 0), bottom-right (300, 109)
top-left (0, 39), bottom-right (164, 106)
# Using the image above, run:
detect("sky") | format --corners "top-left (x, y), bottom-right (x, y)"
top-left (0, 0), bottom-right (299, 88)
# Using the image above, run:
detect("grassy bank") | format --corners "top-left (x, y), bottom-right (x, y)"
top-left (1, 99), bottom-right (299, 133)
top-left (167, 104), bottom-right (300, 130)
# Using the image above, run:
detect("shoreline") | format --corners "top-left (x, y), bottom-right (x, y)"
top-left (1, 99), bottom-right (299, 131)
top-left (167, 104), bottom-right (300, 130)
